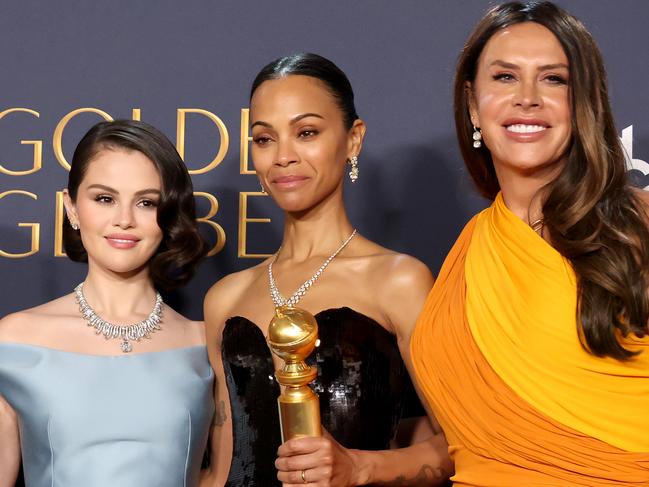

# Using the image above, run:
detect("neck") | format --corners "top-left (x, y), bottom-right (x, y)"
top-left (278, 190), bottom-right (354, 262)
top-left (494, 160), bottom-right (563, 223)
top-left (81, 262), bottom-right (158, 321)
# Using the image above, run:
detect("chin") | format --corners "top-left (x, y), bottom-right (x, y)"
top-left (110, 264), bottom-right (151, 278)
top-left (273, 196), bottom-right (315, 214)
top-left (500, 153), bottom-right (564, 175)
top-left (93, 256), bottom-right (151, 276)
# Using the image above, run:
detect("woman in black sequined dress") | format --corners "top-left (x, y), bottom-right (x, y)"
top-left (201, 53), bottom-right (452, 487)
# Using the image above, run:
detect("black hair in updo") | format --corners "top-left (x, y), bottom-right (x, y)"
top-left (250, 52), bottom-right (359, 130)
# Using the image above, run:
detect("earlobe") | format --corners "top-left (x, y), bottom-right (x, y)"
top-left (62, 189), bottom-right (79, 227)
top-left (348, 119), bottom-right (366, 157)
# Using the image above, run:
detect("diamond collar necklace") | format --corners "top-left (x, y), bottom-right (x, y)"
top-left (74, 282), bottom-right (163, 353)
top-left (268, 229), bottom-right (357, 308)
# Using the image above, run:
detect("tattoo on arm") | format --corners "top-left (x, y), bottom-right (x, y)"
top-left (388, 465), bottom-right (448, 486)
top-left (213, 400), bottom-right (227, 426)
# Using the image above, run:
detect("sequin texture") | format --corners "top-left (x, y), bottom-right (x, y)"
top-left (221, 307), bottom-right (425, 486)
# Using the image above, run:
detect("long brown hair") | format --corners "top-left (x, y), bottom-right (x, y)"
top-left (454, 1), bottom-right (649, 359)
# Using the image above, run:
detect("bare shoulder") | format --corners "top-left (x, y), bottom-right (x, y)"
top-left (161, 306), bottom-right (205, 343)
top-left (374, 252), bottom-right (434, 318)
top-left (162, 305), bottom-right (200, 326)
top-left (360, 243), bottom-right (434, 339)
top-left (0, 311), bottom-right (32, 342)
top-left (380, 252), bottom-right (433, 286)
top-left (204, 262), bottom-right (267, 331)
top-left (352, 235), bottom-right (434, 301)
top-left (205, 263), bottom-right (266, 308)
top-left (364, 246), bottom-right (434, 296)
top-left (0, 294), bottom-right (75, 343)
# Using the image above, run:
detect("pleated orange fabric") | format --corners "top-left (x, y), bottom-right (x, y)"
top-left (465, 194), bottom-right (649, 452)
top-left (410, 199), bottom-right (649, 486)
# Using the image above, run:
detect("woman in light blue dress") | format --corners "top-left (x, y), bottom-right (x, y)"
top-left (0, 120), bottom-right (214, 487)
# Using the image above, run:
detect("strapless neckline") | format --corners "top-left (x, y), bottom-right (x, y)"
top-left (227, 306), bottom-right (393, 337)
top-left (0, 340), bottom-right (213, 487)
top-left (221, 308), bottom-right (425, 486)
top-left (0, 342), bottom-right (206, 358)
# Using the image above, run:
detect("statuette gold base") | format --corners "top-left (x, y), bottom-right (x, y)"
top-left (267, 305), bottom-right (322, 441)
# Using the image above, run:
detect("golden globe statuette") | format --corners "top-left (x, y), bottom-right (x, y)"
top-left (267, 305), bottom-right (322, 442)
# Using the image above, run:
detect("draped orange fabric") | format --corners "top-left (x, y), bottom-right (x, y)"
top-left (410, 197), bottom-right (649, 486)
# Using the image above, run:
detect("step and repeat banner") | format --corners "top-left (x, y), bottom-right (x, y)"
top-left (1, 0), bottom-right (648, 320)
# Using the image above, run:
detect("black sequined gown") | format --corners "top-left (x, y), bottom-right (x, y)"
top-left (221, 307), bottom-right (425, 486)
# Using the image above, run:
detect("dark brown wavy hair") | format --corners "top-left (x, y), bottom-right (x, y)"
top-left (455, 1), bottom-right (649, 359)
top-left (64, 120), bottom-right (206, 290)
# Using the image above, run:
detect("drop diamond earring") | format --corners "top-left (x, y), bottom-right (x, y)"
top-left (472, 126), bottom-right (482, 149)
top-left (348, 156), bottom-right (359, 183)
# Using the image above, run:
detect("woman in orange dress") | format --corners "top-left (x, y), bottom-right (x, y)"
top-left (411, 2), bottom-right (649, 486)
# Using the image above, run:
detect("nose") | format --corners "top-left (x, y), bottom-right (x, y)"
top-left (513, 78), bottom-right (542, 109)
top-left (274, 138), bottom-right (299, 167)
top-left (112, 204), bottom-right (135, 229)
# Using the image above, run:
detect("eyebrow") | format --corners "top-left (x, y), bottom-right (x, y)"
top-left (86, 184), bottom-right (161, 196)
top-left (490, 60), bottom-right (569, 71)
top-left (251, 112), bottom-right (325, 129)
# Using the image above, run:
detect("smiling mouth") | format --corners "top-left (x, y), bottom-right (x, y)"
top-left (105, 235), bottom-right (141, 248)
top-left (108, 238), bottom-right (137, 244)
top-left (273, 175), bottom-right (308, 184)
top-left (505, 124), bottom-right (548, 134)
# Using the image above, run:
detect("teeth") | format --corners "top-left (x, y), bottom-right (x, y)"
top-left (506, 124), bottom-right (546, 133)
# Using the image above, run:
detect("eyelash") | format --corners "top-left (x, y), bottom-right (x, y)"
top-left (94, 195), bottom-right (158, 208)
top-left (493, 73), bottom-right (515, 82)
top-left (138, 199), bottom-right (158, 208)
top-left (298, 129), bottom-right (318, 138)
top-left (545, 74), bottom-right (567, 84)
top-left (95, 195), bottom-right (113, 204)
top-left (492, 73), bottom-right (568, 84)
top-left (253, 136), bottom-right (272, 146)
top-left (252, 129), bottom-right (319, 145)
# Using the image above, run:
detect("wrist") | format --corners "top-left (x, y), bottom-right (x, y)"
top-left (347, 448), bottom-right (376, 485)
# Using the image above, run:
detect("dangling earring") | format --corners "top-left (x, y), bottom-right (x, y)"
top-left (472, 126), bottom-right (482, 148)
top-left (259, 180), bottom-right (267, 194)
top-left (348, 155), bottom-right (359, 183)
top-left (67, 213), bottom-right (79, 230)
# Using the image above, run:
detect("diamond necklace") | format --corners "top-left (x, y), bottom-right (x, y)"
top-left (74, 282), bottom-right (163, 353)
top-left (268, 229), bottom-right (357, 308)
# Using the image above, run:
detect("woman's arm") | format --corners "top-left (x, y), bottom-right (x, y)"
top-left (380, 255), bottom-right (453, 484)
top-left (0, 314), bottom-right (24, 487)
top-left (0, 395), bottom-right (20, 487)
top-left (351, 433), bottom-right (449, 486)
top-left (275, 255), bottom-right (453, 486)
top-left (276, 430), bottom-right (449, 486)
top-left (200, 279), bottom-right (237, 487)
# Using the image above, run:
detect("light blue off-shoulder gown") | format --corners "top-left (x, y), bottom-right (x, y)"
top-left (0, 343), bottom-right (214, 487)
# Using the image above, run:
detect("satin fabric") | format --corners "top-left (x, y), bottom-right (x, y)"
top-left (0, 343), bottom-right (214, 487)
top-left (411, 197), bottom-right (649, 486)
